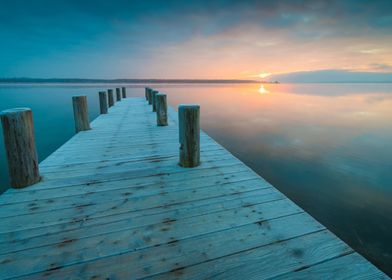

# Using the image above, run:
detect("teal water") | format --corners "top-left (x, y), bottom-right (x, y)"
top-left (0, 83), bottom-right (391, 275)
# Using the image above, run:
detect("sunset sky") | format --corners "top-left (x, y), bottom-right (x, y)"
top-left (1, 0), bottom-right (392, 80)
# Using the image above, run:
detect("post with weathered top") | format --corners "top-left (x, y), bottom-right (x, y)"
top-left (72, 96), bottom-right (91, 133)
top-left (0, 108), bottom-right (40, 188)
top-left (145, 87), bottom-right (150, 101)
top-left (99, 91), bottom-right (108, 114)
top-left (178, 105), bottom-right (200, 167)
top-left (147, 88), bottom-right (153, 105)
top-left (108, 89), bottom-right (114, 107)
top-left (116, 88), bottom-right (121, 101)
top-left (156, 93), bottom-right (168, 126)
top-left (151, 90), bottom-right (159, 112)
top-left (122, 87), bottom-right (126, 98)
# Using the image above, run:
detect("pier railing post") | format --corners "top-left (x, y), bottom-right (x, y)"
top-left (99, 91), bottom-right (108, 114)
top-left (116, 88), bottom-right (122, 101)
top-left (152, 90), bottom-right (158, 112)
top-left (122, 87), bottom-right (126, 98)
top-left (0, 108), bottom-right (40, 188)
top-left (148, 88), bottom-right (153, 105)
top-left (108, 89), bottom-right (114, 107)
top-left (156, 93), bottom-right (168, 126)
top-left (178, 105), bottom-right (200, 167)
top-left (145, 87), bottom-right (149, 101)
top-left (72, 96), bottom-right (91, 133)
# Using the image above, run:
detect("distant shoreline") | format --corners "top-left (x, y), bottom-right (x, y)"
top-left (0, 78), bottom-right (279, 84)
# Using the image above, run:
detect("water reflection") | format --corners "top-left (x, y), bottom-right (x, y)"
top-left (258, 84), bottom-right (269, 94)
top-left (0, 83), bottom-right (391, 275)
top-left (151, 83), bottom-right (392, 275)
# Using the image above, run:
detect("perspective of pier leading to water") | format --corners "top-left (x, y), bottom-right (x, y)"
top-left (0, 88), bottom-right (389, 279)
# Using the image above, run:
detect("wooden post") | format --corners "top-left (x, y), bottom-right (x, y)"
top-left (178, 105), bottom-right (200, 167)
top-left (145, 87), bottom-right (150, 101)
top-left (108, 89), bottom-right (114, 107)
top-left (0, 108), bottom-right (40, 188)
top-left (156, 93), bottom-right (168, 126)
top-left (122, 87), bottom-right (126, 98)
top-left (72, 96), bottom-right (91, 133)
top-left (147, 88), bottom-right (153, 105)
top-left (99, 91), bottom-right (108, 114)
top-left (116, 88), bottom-right (121, 101)
top-left (152, 90), bottom-right (159, 112)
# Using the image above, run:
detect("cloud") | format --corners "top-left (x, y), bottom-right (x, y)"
top-left (369, 63), bottom-right (392, 71)
top-left (0, 0), bottom-right (392, 78)
top-left (268, 70), bottom-right (392, 83)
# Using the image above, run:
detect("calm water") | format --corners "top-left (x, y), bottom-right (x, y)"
top-left (0, 83), bottom-right (391, 274)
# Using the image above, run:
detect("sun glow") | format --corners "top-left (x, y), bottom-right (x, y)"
top-left (258, 84), bottom-right (269, 94)
top-left (259, 72), bottom-right (272, 79)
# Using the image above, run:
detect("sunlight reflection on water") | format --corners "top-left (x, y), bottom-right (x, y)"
top-left (258, 84), bottom-right (269, 94)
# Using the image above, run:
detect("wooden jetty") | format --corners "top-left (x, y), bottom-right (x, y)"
top-left (0, 90), bottom-right (389, 279)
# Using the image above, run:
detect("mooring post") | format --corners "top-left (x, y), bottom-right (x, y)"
top-left (145, 87), bottom-right (150, 101)
top-left (148, 88), bottom-right (153, 105)
top-left (108, 89), bottom-right (114, 107)
top-left (0, 108), bottom-right (40, 188)
top-left (156, 93), bottom-right (168, 126)
top-left (99, 91), bottom-right (108, 114)
top-left (122, 87), bottom-right (126, 98)
top-left (72, 96), bottom-right (91, 133)
top-left (116, 88), bottom-right (122, 101)
top-left (178, 105), bottom-right (200, 167)
top-left (152, 90), bottom-right (159, 112)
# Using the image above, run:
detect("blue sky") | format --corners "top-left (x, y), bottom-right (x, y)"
top-left (1, 0), bottom-right (392, 79)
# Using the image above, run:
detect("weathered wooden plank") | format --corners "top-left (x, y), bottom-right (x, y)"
top-left (6, 155), bottom-right (242, 195)
top-left (11, 213), bottom-right (323, 279)
top-left (92, 213), bottom-right (324, 280)
top-left (0, 178), bottom-right (275, 233)
top-left (0, 199), bottom-right (302, 278)
top-left (0, 186), bottom-right (275, 250)
top-left (38, 154), bottom-right (239, 186)
top-left (0, 188), bottom-right (282, 255)
top-left (0, 164), bottom-right (252, 204)
top-left (40, 147), bottom-right (224, 171)
top-left (0, 175), bottom-right (264, 220)
top-left (0, 168), bottom-right (259, 214)
top-left (150, 231), bottom-right (355, 280)
top-left (39, 135), bottom-right (216, 167)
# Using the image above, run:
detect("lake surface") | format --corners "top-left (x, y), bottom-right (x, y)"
top-left (0, 83), bottom-right (391, 275)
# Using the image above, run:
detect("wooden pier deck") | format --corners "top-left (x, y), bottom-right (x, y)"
top-left (0, 97), bottom-right (388, 279)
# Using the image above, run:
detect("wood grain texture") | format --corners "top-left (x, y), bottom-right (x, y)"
top-left (0, 108), bottom-right (40, 188)
top-left (179, 104), bottom-right (200, 167)
top-left (98, 91), bottom-right (108, 114)
top-left (72, 96), bottom-right (91, 133)
top-left (151, 90), bottom-right (159, 112)
top-left (0, 97), bottom-right (387, 279)
top-left (156, 93), bottom-right (168, 126)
